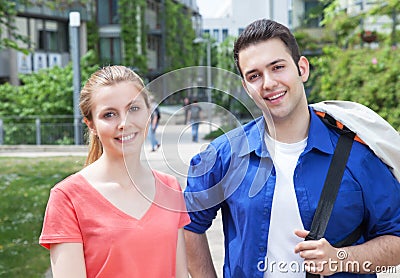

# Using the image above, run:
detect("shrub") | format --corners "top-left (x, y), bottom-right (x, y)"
top-left (308, 46), bottom-right (400, 131)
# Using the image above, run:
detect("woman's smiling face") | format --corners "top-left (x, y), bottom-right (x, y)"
top-left (86, 81), bottom-right (150, 158)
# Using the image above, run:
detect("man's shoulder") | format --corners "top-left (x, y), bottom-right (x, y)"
top-left (211, 117), bottom-right (263, 149)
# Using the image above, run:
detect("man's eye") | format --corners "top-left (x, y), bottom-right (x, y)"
top-left (249, 74), bottom-right (260, 81)
top-left (273, 65), bottom-right (284, 71)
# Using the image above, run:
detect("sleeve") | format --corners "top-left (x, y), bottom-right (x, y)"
top-left (178, 201), bottom-right (191, 229)
top-left (172, 176), bottom-right (191, 229)
top-left (184, 142), bottom-right (227, 234)
top-left (154, 171), bottom-right (191, 228)
top-left (357, 150), bottom-right (400, 239)
top-left (39, 186), bottom-right (83, 249)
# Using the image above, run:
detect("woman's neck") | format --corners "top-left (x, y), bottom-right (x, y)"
top-left (86, 152), bottom-right (149, 186)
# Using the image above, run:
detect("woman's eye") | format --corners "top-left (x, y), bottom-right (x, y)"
top-left (129, 106), bottom-right (139, 112)
top-left (104, 112), bottom-right (115, 118)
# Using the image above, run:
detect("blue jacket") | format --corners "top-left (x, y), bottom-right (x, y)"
top-left (184, 107), bottom-right (400, 278)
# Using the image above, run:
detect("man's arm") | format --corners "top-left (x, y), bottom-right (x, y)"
top-left (343, 234), bottom-right (400, 273)
top-left (295, 229), bottom-right (400, 275)
top-left (184, 230), bottom-right (217, 278)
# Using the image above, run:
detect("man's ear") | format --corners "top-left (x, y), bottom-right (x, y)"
top-left (84, 117), bottom-right (97, 136)
top-left (298, 56), bottom-right (310, 83)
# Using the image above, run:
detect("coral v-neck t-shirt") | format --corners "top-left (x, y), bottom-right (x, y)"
top-left (39, 170), bottom-right (190, 278)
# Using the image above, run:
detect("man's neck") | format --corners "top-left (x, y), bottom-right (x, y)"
top-left (264, 109), bottom-right (310, 144)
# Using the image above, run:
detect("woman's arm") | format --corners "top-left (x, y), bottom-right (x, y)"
top-left (176, 228), bottom-right (189, 278)
top-left (50, 243), bottom-right (87, 278)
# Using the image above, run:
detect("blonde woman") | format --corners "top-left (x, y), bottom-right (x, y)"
top-left (40, 66), bottom-right (190, 277)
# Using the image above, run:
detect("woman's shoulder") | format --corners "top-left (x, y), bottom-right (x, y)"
top-left (152, 170), bottom-right (181, 190)
top-left (52, 172), bottom-right (87, 193)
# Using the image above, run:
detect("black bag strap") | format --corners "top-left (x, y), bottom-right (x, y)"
top-left (305, 116), bottom-right (356, 278)
top-left (332, 222), bottom-right (364, 248)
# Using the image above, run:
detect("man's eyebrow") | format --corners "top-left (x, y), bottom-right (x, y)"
top-left (244, 58), bottom-right (287, 76)
top-left (244, 69), bottom-right (257, 77)
top-left (267, 58), bottom-right (286, 67)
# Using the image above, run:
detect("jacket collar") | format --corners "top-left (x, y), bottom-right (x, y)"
top-left (237, 107), bottom-right (334, 158)
top-left (305, 107), bottom-right (335, 155)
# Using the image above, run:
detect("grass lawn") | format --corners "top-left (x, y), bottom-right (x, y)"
top-left (0, 156), bottom-right (85, 278)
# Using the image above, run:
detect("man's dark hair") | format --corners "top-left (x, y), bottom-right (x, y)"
top-left (233, 19), bottom-right (301, 77)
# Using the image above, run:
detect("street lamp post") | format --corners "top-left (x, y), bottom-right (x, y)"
top-left (193, 37), bottom-right (212, 132)
top-left (69, 12), bottom-right (81, 145)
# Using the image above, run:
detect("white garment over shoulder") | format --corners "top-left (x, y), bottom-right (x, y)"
top-left (264, 133), bottom-right (308, 277)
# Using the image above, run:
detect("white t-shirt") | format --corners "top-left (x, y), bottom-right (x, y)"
top-left (264, 133), bottom-right (307, 277)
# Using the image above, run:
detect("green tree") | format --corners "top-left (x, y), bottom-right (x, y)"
top-left (119, 0), bottom-right (147, 73)
top-left (0, 0), bottom-right (30, 53)
top-left (308, 46), bottom-right (400, 130)
top-left (0, 53), bottom-right (96, 112)
top-left (318, 0), bottom-right (363, 48)
top-left (165, 0), bottom-right (198, 71)
top-left (0, 50), bottom-right (98, 144)
top-left (367, 0), bottom-right (399, 46)
top-left (217, 35), bottom-right (236, 73)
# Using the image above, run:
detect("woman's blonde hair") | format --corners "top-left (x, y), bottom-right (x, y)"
top-left (80, 65), bottom-right (150, 166)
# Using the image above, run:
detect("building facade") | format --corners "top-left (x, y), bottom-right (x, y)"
top-left (96, 0), bottom-right (201, 80)
top-left (1, 0), bottom-right (201, 85)
top-left (201, 0), bottom-right (318, 43)
top-left (201, 0), bottom-right (396, 44)
top-left (0, 2), bottom-right (90, 85)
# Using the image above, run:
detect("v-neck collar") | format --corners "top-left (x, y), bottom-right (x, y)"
top-left (74, 171), bottom-right (159, 222)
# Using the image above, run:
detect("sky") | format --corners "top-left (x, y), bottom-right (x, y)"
top-left (197, 0), bottom-right (231, 18)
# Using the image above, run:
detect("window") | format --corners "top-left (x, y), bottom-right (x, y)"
top-left (99, 38), bottom-right (122, 64)
top-left (97, 0), bottom-right (119, 25)
top-left (147, 36), bottom-right (158, 51)
top-left (36, 20), bottom-right (68, 52)
top-left (222, 29), bottom-right (228, 41)
top-left (304, 0), bottom-right (321, 28)
top-left (213, 29), bottom-right (219, 41)
top-left (39, 30), bottom-right (57, 51)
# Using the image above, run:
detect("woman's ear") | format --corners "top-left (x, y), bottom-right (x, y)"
top-left (84, 117), bottom-right (97, 136)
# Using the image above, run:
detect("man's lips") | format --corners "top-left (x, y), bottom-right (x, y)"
top-left (264, 91), bottom-right (287, 101)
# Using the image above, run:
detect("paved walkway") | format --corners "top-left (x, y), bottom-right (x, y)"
top-left (143, 123), bottom-right (224, 277)
top-left (1, 123), bottom-right (398, 277)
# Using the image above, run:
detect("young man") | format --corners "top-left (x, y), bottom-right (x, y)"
top-left (184, 19), bottom-right (400, 278)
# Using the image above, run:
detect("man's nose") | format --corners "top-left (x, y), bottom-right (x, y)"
top-left (262, 73), bottom-right (278, 90)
